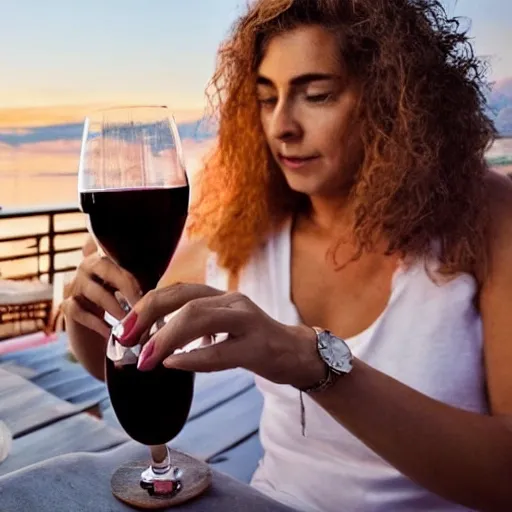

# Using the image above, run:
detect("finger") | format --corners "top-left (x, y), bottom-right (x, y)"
top-left (83, 254), bottom-right (142, 307)
top-left (82, 235), bottom-right (98, 257)
top-left (162, 339), bottom-right (241, 373)
top-left (113, 283), bottom-right (225, 347)
top-left (62, 298), bottom-right (111, 339)
top-left (75, 294), bottom-right (103, 317)
top-left (80, 278), bottom-right (126, 320)
top-left (137, 300), bottom-right (247, 371)
top-left (116, 268), bottom-right (144, 307)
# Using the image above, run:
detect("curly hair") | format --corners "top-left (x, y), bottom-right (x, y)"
top-left (187, 0), bottom-right (496, 282)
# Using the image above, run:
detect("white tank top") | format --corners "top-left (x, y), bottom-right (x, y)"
top-left (206, 219), bottom-right (487, 512)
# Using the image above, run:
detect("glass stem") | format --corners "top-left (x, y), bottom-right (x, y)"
top-left (148, 320), bottom-right (171, 477)
top-left (150, 444), bottom-right (171, 475)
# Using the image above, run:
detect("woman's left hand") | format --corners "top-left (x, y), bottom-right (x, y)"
top-left (112, 283), bottom-right (324, 388)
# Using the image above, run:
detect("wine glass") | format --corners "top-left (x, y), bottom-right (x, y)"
top-left (78, 106), bottom-right (211, 508)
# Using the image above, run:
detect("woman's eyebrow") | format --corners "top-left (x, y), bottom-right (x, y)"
top-left (256, 72), bottom-right (341, 87)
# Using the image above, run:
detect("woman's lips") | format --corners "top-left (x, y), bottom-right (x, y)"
top-left (278, 154), bottom-right (319, 170)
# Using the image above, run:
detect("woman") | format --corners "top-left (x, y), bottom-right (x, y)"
top-left (63, 0), bottom-right (512, 510)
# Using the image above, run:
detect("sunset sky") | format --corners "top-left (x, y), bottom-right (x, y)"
top-left (0, 0), bottom-right (248, 125)
top-left (0, 0), bottom-right (511, 207)
top-left (0, 0), bottom-right (511, 127)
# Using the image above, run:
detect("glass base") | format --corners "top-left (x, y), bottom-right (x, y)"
top-left (110, 449), bottom-right (212, 510)
top-left (139, 465), bottom-right (183, 498)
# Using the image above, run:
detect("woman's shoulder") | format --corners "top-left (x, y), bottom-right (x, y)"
top-left (480, 171), bottom-right (512, 415)
top-left (480, 170), bottom-right (512, 288)
top-left (486, 169), bottom-right (512, 207)
top-left (485, 170), bottom-right (512, 256)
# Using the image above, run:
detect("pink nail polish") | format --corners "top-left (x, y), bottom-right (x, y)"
top-left (137, 341), bottom-right (155, 371)
top-left (112, 311), bottom-right (139, 346)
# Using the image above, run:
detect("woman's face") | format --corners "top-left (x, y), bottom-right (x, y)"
top-left (257, 25), bottom-right (362, 198)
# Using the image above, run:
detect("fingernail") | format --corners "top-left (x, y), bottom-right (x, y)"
top-left (118, 297), bottom-right (131, 314)
top-left (112, 311), bottom-right (139, 346)
top-left (137, 340), bottom-right (155, 371)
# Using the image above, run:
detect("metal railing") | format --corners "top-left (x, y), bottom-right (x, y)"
top-left (0, 204), bottom-right (88, 283)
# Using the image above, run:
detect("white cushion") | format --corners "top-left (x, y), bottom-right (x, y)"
top-left (0, 421), bottom-right (11, 464)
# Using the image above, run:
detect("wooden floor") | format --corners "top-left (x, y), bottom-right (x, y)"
top-left (0, 333), bottom-right (264, 483)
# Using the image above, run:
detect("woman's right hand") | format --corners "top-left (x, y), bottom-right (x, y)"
top-left (62, 243), bottom-right (142, 339)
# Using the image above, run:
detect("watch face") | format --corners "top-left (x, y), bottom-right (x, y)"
top-left (318, 331), bottom-right (352, 373)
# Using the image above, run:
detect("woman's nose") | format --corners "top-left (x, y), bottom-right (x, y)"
top-left (270, 102), bottom-right (302, 142)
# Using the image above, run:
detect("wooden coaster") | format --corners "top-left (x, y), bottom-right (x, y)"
top-left (111, 449), bottom-right (212, 510)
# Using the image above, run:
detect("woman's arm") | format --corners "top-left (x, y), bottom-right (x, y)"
top-left (158, 236), bottom-right (208, 287)
top-left (312, 360), bottom-right (512, 511)
top-left (311, 172), bottom-right (512, 511)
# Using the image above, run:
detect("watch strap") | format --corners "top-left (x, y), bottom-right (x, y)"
top-left (299, 366), bottom-right (337, 393)
top-left (297, 327), bottom-right (341, 394)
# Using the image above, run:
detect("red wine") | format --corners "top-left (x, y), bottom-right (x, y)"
top-left (105, 359), bottom-right (194, 445)
top-left (80, 186), bottom-right (189, 293)
top-left (81, 186), bottom-right (194, 444)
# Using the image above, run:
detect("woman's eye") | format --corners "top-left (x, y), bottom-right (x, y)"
top-left (306, 93), bottom-right (333, 103)
top-left (257, 97), bottom-right (277, 107)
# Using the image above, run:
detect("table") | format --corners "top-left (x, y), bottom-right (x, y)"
top-left (0, 333), bottom-right (266, 491)
top-left (0, 442), bottom-right (297, 512)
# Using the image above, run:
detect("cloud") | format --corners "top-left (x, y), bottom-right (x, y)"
top-left (494, 77), bottom-right (512, 97)
top-left (0, 128), bottom-right (31, 136)
top-left (0, 105), bottom-right (216, 180)
top-left (0, 105), bottom-right (205, 129)
top-left (485, 76), bottom-right (512, 134)
top-left (19, 139), bottom-right (83, 155)
top-left (0, 105), bottom-right (102, 129)
top-left (0, 135), bottom-right (215, 178)
top-left (0, 123), bottom-right (84, 146)
top-left (0, 115), bottom-right (214, 150)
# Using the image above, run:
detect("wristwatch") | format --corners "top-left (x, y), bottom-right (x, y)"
top-left (299, 327), bottom-right (354, 393)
